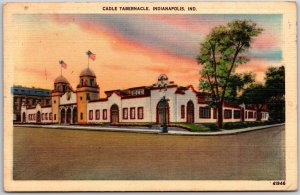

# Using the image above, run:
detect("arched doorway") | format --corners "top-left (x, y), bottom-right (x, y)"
top-left (66, 108), bottom-right (72, 124)
top-left (36, 111), bottom-right (41, 123)
top-left (22, 112), bottom-right (26, 123)
top-left (73, 107), bottom-right (78, 124)
top-left (61, 109), bottom-right (65, 124)
top-left (110, 104), bottom-right (119, 124)
top-left (187, 100), bottom-right (194, 123)
top-left (156, 98), bottom-right (169, 125)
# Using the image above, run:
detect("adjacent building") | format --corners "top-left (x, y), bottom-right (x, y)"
top-left (12, 86), bottom-right (51, 122)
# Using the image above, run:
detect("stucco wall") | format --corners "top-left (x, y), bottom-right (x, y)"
top-left (60, 91), bottom-right (77, 105)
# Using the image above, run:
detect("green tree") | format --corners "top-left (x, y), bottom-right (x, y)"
top-left (225, 72), bottom-right (255, 102)
top-left (197, 20), bottom-right (263, 128)
top-left (265, 66), bottom-right (285, 121)
top-left (241, 84), bottom-right (268, 121)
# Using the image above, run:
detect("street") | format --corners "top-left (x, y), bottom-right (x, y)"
top-left (13, 125), bottom-right (285, 180)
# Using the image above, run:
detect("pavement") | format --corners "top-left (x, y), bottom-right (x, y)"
top-left (14, 123), bottom-right (285, 136)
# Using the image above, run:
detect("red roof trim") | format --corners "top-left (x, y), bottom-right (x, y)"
top-left (89, 98), bottom-right (108, 102)
top-left (41, 105), bottom-right (52, 108)
top-left (186, 85), bottom-right (198, 94)
top-left (121, 94), bottom-right (150, 99)
top-left (59, 103), bottom-right (76, 106)
top-left (223, 103), bottom-right (241, 109)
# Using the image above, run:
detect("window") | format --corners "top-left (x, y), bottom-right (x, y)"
top-left (138, 107), bottom-right (144, 119)
top-left (54, 114), bottom-right (56, 120)
top-left (45, 113), bottom-right (48, 120)
top-left (248, 111), bottom-right (253, 118)
top-left (49, 113), bottom-right (52, 120)
top-left (181, 105), bottom-right (185, 118)
top-left (200, 107), bottom-right (211, 118)
top-left (42, 113), bottom-right (44, 120)
top-left (213, 108), bottom-right (217, 119)
top-left (254, 112), bottom-right (257, 119)
top-left (28, 114), bottom-right (31, 120)
top-left (89, 110), bottom-right (93, 120)
top-left (80, 79), bottom-right (83, 86)
top-left (123, 108), bottom-right (128, 119)
top-left (90, 79), bottom-right (94, 86)
top-left (233, 110), bottom-right (241, 119)
top-left (80, 96), bottom-right (83, 101)
top-left (80, 112), bottom-right (83, 120)
top-left (96, 110), bottom-right (100, 120)
top-left (245, 111), bottom-right (248, 119)
top-left (54, 100), bottom-right (56, 104)
top-left (103, 109), bottom-right (107, 120)
top-left (224, 109), bottom-right (232, 119)
top-left (86, 93), bottom-right (90, 101)
top-left (130, 107), bottom-right (135, 119)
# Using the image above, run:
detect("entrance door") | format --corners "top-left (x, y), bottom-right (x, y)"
top-left (61, 109), bottom-right (65, 124)
top-left (156, 99), bottom-right (169, 125)
top-left (36, 111), bottom-right (41, 123)
top-left (73, 107), bottom-right (78, 124)
top-left (187, 100), bottom-right (194, 123)
top-left (110, 104), bottom-right (119, 124)
top-left (22, 112), bottom-right (26, 123)
top-left (66, 108), bottom-right (71, 124)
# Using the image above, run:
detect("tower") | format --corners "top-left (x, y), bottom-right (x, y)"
top-left (76, 68), bottom-right (100, 124)
top-left (51, 75), bottom-right (70, 123)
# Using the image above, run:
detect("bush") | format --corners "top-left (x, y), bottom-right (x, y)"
top-left (223, 120), bottom-right (280, 130)
top-left (169, 123), bottom-right (219, 132)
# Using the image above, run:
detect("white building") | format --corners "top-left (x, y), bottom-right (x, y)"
top-left (21, 68), bottom-right (269, 125)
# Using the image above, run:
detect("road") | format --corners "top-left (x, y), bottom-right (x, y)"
top-left (13, 125), bottom-right (285, 180)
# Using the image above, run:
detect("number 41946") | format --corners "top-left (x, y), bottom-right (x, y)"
top-left (273, 181), bottom-right (286, 185)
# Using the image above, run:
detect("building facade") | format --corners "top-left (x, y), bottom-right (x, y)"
top-left (12, 86), bottom-right (51, 122)
top-left (20, 68), bottom-right (269, 124)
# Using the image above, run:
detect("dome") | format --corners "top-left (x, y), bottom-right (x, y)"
top-left (80, 68), bottom-right (96, 77)
top-left (54, 75), bottom-right (69, 84)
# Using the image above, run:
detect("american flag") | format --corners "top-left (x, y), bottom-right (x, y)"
top-left (59, 60), bottom-right (67, 69)
top-left (86, 50), bottom-right (96, 61)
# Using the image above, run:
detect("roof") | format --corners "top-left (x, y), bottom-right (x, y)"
top-left (54, 75), bottom-right (69, 84)
top-left (80, 68), bottom-right (96, 77)
top-left (11, 86), bottom-right (51, 97)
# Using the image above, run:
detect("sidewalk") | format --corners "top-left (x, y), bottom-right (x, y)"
top-left (14, 123), bottom-right (285, 136)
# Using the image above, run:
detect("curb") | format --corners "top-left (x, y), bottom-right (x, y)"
top-left (14, 123), bottom-right (285, 136)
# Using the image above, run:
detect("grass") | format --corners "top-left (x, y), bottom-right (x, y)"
top-left (169, 123), bottom-right (219, 132)
top-left (78, 120), bottom-right (280, 132)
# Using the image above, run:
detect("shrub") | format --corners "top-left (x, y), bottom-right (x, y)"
top-left (223, 120), bottom-right (280, 130)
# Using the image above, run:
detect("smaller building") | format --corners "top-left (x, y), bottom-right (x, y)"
top-left (12, 86), bottom-right (51, 122)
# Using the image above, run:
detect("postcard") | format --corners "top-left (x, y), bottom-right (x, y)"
top-left (3, 2), bottom-right (297, 191)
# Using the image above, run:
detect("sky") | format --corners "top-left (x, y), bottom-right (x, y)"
top-left (12, 14), bottom-right (282, 96)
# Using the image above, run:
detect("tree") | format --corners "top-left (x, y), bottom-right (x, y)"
top-left (241, 84), bottom-right (268, 121)
top-left (197, 20), bottom-right (263, 128)
top-left (265, 66), bottom-right (285, 121)
top-left (225, 72), bottom-right (255, 102)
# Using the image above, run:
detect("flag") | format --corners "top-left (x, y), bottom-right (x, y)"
top-left (86, 50), bottom-right (96, 61)
top-left (59, 60), bottom-right (67, 69)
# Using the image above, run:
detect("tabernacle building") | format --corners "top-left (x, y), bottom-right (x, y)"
top-left (20, 67), bottom-right (269, 124)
